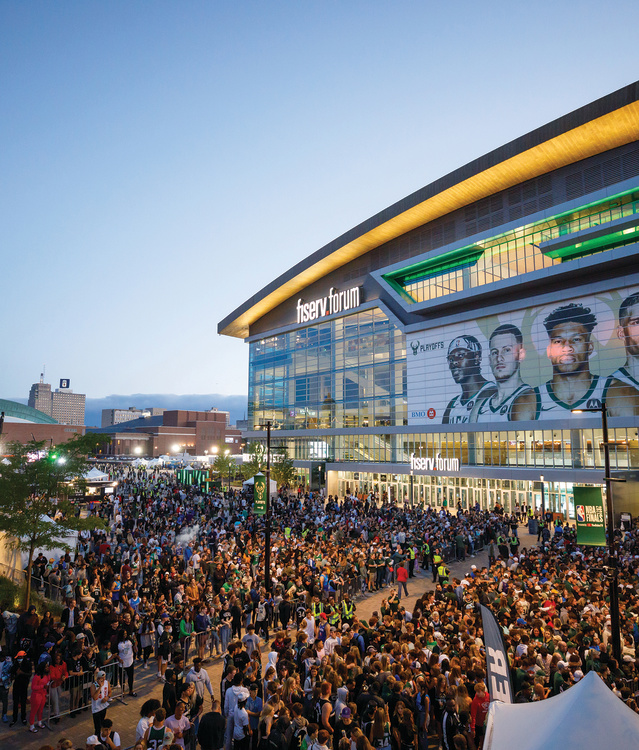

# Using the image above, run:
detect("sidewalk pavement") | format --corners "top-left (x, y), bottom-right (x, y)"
top-left (7, 523), bottom-right (537, 750)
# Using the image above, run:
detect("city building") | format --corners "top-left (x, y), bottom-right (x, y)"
top-left (88, 409), bottom-right (242, 457)
top-left (0, 398), bottom-right (83, 449)
top-left (219, 82), bottom-right (639, 519)
top-left (28, 375), bottom-right (85, 426)
top-left (101, 407), bottom-right (151, 427)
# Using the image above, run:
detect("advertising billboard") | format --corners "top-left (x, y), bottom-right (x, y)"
top-left (407, 286), bottom-right (639, 425)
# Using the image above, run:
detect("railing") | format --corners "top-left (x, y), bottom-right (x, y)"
top-left (0, 560), bottom-right (68, 603)
top-left (45, 661), bottom-right (127, 727)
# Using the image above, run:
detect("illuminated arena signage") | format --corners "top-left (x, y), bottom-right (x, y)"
top-left (410, 452), bottom-right (461, 473)
top-left (297, 286), bottom-right (361, 323)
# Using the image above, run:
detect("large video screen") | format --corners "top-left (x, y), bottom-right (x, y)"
top-left (407, 286), bottom-right (639, 425)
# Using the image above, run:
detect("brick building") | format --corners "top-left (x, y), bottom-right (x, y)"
top-left (87, 409), bottom-right (242, 457)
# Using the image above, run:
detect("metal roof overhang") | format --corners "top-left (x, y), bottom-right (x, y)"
top-left (218, 83), bottom-right (639, 339)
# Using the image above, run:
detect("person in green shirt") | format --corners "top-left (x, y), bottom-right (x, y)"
top-left (552, 661), bottom-right (568, 695)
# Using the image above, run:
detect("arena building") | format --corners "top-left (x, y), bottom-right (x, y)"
top-left (219, 82), bottom-right (639, 520)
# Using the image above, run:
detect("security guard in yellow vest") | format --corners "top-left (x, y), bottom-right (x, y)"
top-left (325, 598), bottom-right (340, 628)
top-left (432, 550), bottom-right (442, 583)
top-left (341, 595), bottom-right (355, 625)
top-left (437, 562), bottom-right (450, 585)
top-left (407, 546), bottom-right (416, 578)
top-left (421, 541), bottom-right (430, 571)
top-left (311, 596), bottom-right (324, 622)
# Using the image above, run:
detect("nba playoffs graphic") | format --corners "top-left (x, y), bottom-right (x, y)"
top-left (407, 286), bottom-right (639, 425)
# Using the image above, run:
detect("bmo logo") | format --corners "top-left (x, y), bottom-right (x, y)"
top-left (410, 408), bottom-right (436, 420)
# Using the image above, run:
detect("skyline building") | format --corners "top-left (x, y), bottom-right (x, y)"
top-left (28, 375), bottom-right (85, 426)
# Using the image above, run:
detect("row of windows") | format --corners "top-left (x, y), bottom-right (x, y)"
top-left (249, 310), bottom-right (406, 430)
top-left (397, 191), bottom-right (639, 303)
top-left (259, 426), bottom-right (639, 471)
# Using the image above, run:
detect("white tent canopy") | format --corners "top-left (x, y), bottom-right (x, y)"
top-left (485, 671), bottom-right (639, 750)
top-left (243, 476), bottom-right (278, 495)
top-left (83, 467), bottom-right (110, 482)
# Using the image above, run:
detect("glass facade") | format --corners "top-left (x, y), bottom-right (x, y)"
top-left (242, 176), bottom-right (639, 519)
top-left (385, 189), bottom-right (639, 304)
top-left (333, 472), bottom-right (587, 520)
top-left (264, 426), bottom-right (639, 471)
top-left (249, 308), bottom-right (406, 430)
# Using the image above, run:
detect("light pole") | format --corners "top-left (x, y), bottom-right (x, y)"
top-left (572, 400), bottom-right (622, 664)
top-left (539, 474), bottom-right (546, 522)
top-left (225, 449), bottom-right (232, 492)
top-left (257, 422), bottom-right (273, 594)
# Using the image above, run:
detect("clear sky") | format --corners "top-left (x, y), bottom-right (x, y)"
top-left (2, 1), bottom-right (638, 404)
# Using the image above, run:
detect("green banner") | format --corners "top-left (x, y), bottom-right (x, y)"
top-left (574, 486), bottom-right (606, 546)
top-left (253, 473), bottom-right (267, 516)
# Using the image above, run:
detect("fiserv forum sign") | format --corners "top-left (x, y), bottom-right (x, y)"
top-left (297, 286), bottom-right (361, 324)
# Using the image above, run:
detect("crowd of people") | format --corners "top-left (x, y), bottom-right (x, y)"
top-left (1, 466), bottom-right (638, 750)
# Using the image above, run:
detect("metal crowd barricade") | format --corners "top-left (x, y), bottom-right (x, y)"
top-left (46, 662), bottom-right (127, 728)
top-left (183, 626), bottom-right (222, 667)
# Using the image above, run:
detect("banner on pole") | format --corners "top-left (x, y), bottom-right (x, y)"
top-left (574, 486), bottom-right (606, 546)
top-left (253, 473), bottom-right (267, 516)
top-left (480, 604), bottom-right (513, 704)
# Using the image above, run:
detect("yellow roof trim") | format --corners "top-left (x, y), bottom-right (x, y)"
top-left (222, 100), bottom-right (639, 338)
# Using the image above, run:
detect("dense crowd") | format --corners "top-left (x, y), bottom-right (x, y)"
top-left (1, 467), bottom-right (639, 750)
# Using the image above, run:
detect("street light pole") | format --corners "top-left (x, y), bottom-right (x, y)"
top-left (600, 401), bottom-right (622, 665)
top-left (265, 420), bottom-right (272, 594)
top-left (539, 474), bottom-right (546, 522)
top-left (573, 400), bottom-right (622, 664)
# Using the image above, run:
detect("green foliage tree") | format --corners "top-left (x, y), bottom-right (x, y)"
top-left (212, 453), bottom-right (236, 489)
top-left (241, 440), bottom-right (266, 480)
top-left (0, 434), bottom-right (109, 608)
top-left (270, 448), bottom-right (296, 488)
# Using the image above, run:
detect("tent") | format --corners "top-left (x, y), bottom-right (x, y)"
top-left (243, 476), bottom-right (278, 496)
top-left (485, 671), bottom-right (639, 750)
top-left (83, 467), bottom-right (110, 482)
top-left (0, 514), bottom-right (81, 580)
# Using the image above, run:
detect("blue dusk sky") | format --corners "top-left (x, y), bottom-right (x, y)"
top-left (2, 1), bottom-right (638, 411)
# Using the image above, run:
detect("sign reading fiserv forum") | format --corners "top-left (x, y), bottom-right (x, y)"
top-left (407, 285), bottom-right (639, 425)
top-left (297, 286), bottom-right (361, 324)
top-left (410, 452), bottom-right (461, 473)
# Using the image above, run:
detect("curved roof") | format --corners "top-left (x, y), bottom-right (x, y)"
top-left (219, 81), bottom-right (639, 339)
top-left (0, 399), bottom-right (58, 424)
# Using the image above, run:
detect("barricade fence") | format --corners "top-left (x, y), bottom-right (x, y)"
top-left (46, 661), bottom-right (127, 727)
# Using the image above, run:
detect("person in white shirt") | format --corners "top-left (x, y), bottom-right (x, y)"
top-left (323, 628), bottom-right (341, 656)
top-left (165, 700), bottom-right (192, 749)
top-left (185, 658), bottom-right (214, 702)
top-left (136, 698), bottom-right (162, 741)
top-left (233, 695), bottom-right (251, 750)
top-left (117, 630), bottom-right (137, 697)
top-left (98, 718), bottom-right (121, 750)
top-left (302, 612), bottom-right (315, 644)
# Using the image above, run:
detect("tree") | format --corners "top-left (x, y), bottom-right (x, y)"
top-left (212, 453), bottom-right (236, 489)
top-left (241, 441), bottom-right (266, 480)
top-left (0, 434), bottom-right (109, 608)
top-left (270, 448), bottom-right (296, 488)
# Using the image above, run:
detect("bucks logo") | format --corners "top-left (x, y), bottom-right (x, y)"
top-left (411, 341), bottom-right (420, 356)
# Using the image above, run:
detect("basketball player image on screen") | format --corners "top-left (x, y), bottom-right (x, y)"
top-left (534, 302), bottom-right (605, 418)
top-left (603, 292), bottom-right (639, 416)
top-left (470, 324), bottom-right (536, 422)
top-left (442, 336), bottom-right (496, 424)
